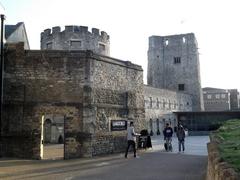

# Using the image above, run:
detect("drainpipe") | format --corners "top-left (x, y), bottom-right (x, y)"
top-left (0, 14), bottom-right (5, 157)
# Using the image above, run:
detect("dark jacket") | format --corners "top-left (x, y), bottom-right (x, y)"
top-left (176, 128), bottom-right (185, 141)
top-left (163, 127), bottom-right (173, 138)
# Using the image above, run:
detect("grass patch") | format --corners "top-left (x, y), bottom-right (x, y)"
top-left (215, 119), bottom-right (240, 172)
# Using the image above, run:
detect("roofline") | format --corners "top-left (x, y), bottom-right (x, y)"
top-left (22, 22), bottom-right (30, 49)
top-left (6, 22), bottom-right (30, 49)
top-left (173, 110), bottom-right (240, 114)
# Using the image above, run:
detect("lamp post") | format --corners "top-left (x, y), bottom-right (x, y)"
top-left (0, 14), bottom-right (5, 157)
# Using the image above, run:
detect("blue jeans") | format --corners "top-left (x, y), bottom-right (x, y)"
top-left (165, 137), bottom-right (172, 151)
top-left (178, 140), bottom-right (185, 152)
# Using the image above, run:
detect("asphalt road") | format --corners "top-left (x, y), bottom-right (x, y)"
top-left (0, 136), bottom-right (209, 180)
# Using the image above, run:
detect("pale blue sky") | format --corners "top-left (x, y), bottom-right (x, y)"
top-left (1, 0), bottom-right (240, 90)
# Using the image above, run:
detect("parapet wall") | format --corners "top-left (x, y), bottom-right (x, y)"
top-left (41, 25), bottom-right (110, 56)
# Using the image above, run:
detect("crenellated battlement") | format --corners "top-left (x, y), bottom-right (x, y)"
top-left (40, 25), bottom-right (110, 56)
top-left (41, 26), bottom-right (109, 40)
top-left (149, 33), bottom-right (196, 49)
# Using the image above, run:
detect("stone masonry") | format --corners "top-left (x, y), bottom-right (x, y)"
top-left (144, 85), bottom-right (192, 135)
top-left (1, 28), bottom-right (207, 159)
top-left (147, 33), bottom-right (204, 111)
top-left (2, 42), bottom-right (145, 159)
top-left (41, 26), bottom-right (110, 56)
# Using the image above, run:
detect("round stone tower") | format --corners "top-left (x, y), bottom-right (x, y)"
top-left (40, 25), bottom-right (110, 56)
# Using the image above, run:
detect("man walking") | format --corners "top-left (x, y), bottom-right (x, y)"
top-left (176, 125), bottom-right (185, 152)
top-left (125, 121), bottom-right (140, 158)
top-left (163, 123), bottom-right (173, 151)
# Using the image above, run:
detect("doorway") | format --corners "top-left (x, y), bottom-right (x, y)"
top-left (40, 114), bottom-right (65, 160)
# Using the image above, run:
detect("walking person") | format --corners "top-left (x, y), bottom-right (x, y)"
top-left (177, 125), bottom-right (185, 153)
top-left (125, 121), bottom-right (140, 158)
top-left (163, 123), bottom-right (173, 151)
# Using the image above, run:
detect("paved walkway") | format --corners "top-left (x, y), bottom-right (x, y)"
top-left (0, 136), bottom-right (209, 180)
top-left (151, 135), bottom-right (209, 156)
top-left (43, 144), bottom-right (64, 160)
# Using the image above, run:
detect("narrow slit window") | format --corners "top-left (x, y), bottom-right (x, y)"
top-left (183, 37), bottom-right (186, 43)
top-left (174, 57), bottom-right (181, 64)
top-left (165, 39), bottom-right (169, 46)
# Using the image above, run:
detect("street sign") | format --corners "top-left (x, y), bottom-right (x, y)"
top-left (111, 120), bottom-right (127, 131)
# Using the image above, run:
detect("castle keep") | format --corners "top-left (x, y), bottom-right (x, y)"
top-left (147, 33), bottom-right (204, 111)
top-left (41, 26), bottom-right (110, 56)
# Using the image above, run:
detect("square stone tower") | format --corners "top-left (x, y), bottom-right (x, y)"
top-left (147, 33), bottom-right (204, 111)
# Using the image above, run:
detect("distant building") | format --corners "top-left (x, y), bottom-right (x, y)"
top-left (202, 87), bottom-right (239, 111)
top-left (228, 89), bottom-right (240, 110)
top-left (202, 87), bottom-right (230, 111)
top-left (5, 22), bottom-right (30, 49)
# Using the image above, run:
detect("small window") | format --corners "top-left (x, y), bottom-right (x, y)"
top-left (70, 40), bottom-right (82, 48)
top-left (46, 42), bottom-right (53, 49)
top-left (156, 119), bottom-right (160, 129)
top-left (157, 55), bottom-right (159, 58)
top-left (156, 98), bottom-right (159, 108)
top-left (178, 84), bottom-right (185, 91)
top-left (149, 97), bottom-right (153, 108)
top-left (207, 95), bottom-right (212, 99)
top-left (174, 57), bottom-right (181, 64)
top-left (99, 43), bottom-right (106, 51)
top-left (149, 119), bottom-right (153, 129)
top-left (215, 94), bottom-right (220, 99)
top-left (221, 94), bottom-right (226, 99)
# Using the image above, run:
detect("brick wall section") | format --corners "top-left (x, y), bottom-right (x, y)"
top-left (207, 135), bottom-right (240, 180)
top-left (92, 133), bottom-right (127, 156)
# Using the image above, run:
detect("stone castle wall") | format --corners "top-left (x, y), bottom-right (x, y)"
top-left (147, 33), bottom-right (204, 111)
top-left (3, 43), bottom-right (87, 159)
top-left (2, 42), bottom-right (145, 159)
top-left (144, 85), bottom-right (192, 135)
top-left (41, 26), bottom-right (110, 56)
top-left (90, 54), bottom-right (145, 155)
